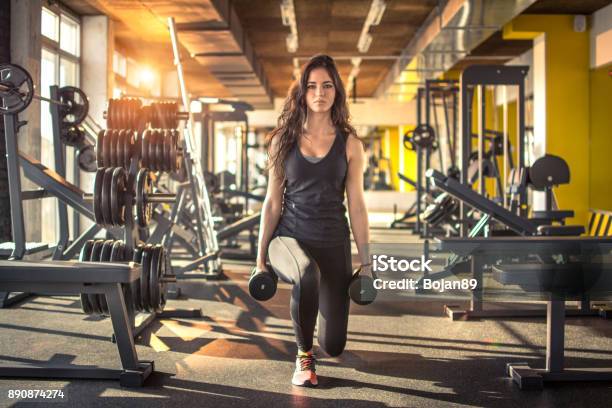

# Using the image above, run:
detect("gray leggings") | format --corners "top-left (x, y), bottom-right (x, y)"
top-left (268, 236), bottom-right (353, 356)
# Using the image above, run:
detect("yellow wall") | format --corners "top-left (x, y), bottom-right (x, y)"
top-left (589, 64), bottom-right (612, 211)
top-left (376, 125), bottom-right (417, 191)
top-left (399, 125), bottom-right (417, 191)
top-left (382, 127), bottom-right (400, 189)
top-left (504, 15), bottom-right (590, 225)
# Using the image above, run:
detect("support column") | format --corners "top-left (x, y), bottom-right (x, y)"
top-left (504, 15), bottom-right (590, 226)
top-left (10, 0), bottom-right (42, 242)
top-left (0, 0), bottom-right (12, 241)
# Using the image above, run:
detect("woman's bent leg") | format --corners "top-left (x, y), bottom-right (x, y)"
top-left (268, 236), bottom-right (320, 352)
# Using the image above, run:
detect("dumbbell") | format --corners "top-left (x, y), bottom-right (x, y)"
top-left (248, 265), bottom-right (278, 301)
top-left (348, 266), bottom-right (378, 305)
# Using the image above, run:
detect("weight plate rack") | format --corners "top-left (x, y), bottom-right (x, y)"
top-left (80, 96), bottom-right (185, 319)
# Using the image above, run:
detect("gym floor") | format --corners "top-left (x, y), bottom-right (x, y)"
top-left (0, 229), bottom-right (610, 407)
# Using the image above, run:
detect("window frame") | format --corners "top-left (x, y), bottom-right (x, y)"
top-left (41, 3), bottom-right (81, 66)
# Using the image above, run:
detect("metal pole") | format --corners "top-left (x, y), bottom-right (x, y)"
top-left (518, 80), bottom-right (527, 216)
top-left (3, 114), bottom-right (26, 259)
top-left (478, 86), bottom-right (485, 195)
top-left (50, 86), bottom-right (70, 260)
top-left (502, 85), bottom-right (508, 208)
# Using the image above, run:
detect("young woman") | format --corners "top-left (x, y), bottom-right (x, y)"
top-left (256, 54), bottom-right (371, 387)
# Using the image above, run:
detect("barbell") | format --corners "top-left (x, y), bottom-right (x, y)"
top-left (0, 63), bottom-right (89, 124)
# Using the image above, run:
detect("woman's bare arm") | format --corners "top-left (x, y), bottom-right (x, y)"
top-left (256, 137), bottom-right (285, 270)
top-left (345, 134), bottom-right (370, 266)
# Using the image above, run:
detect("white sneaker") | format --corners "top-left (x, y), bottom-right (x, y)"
top-left (292, 352), bottom-right (318, 387)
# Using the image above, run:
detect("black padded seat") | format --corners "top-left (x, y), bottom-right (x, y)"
top-left (532, 210), bottom-right (574, 220)
top-left (528, 154), bottom-right (571, 189)
top-left (537, 225), bottom-right (585, 236)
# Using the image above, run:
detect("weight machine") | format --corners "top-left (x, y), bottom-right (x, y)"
top-left (0, 64), bottom-right (153, 386)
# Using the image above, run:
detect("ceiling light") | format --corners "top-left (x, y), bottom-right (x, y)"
top-left (280, 0), bottom-right (298, 53)
top-left (286, 33), bottom-right (298, 53)
top-left (357, 0), bottom-right (386, 53)
top-left (200, 97), bottom-right (219, 104)
top-left (292, 58), bottom-right (301, 80)
top-left (357, 33), bottom-right (372, 53)
top-left (280, 0), bottom-right (294, 26)
top-left (367, 0), bottom-right (386, 26)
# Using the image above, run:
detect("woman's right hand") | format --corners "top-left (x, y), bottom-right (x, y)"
top-left (256, 261), bottom-right (268, 273)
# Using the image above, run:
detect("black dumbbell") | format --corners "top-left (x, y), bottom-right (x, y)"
top-left (348, 266), bottom-right (377, 305)
top-left (249, 265), bottom-right (278, 301)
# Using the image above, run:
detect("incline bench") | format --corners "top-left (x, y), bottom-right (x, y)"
top-left (0, 260), bottom-right (153, 387)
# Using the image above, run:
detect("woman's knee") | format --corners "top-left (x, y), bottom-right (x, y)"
top-left (319, 337), bottom-right (346, 357)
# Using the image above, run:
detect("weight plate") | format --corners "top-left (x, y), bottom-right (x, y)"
top-left (77, 145), bottom-right (97, 173)
top-left (0, 63), bottom-right (34, 114)
top-left (96, 130), bottom-right (105, 167)
top-left (155, 130), bottom-right (164, 171)
top-left (110, 240), bottom-right (134, 318)
top-left (167, 102), bottom-right (179, 128)
top-left (100, 239), bottom-right (114, 261)
top-left (174, 131), bottom-right (182, 172)
top-left (93, 169), bottom-right (105, 224)
top-left (78, 240), bottom-right (95, 315)
top-left (135, 99), bottom-right (143, 129)
top-left (88, 240), bottom-right (105, 315)
top-left (150, 103), bottom-right (160, 128)
top-left (412, 124), bottom-right (436, 148)
top-left (58, 86), bottom-right (89, 126)
top-left (109, 128), bottom-right (118, 167)
top-left (148, 130), bottom-right (157, 170)
top-left (162, 130), bottom-right (170, 172)
top-left (123, 130), bottom-right (132, 168)
top-left (124, 129), bottom-right (134, 168)
top-left (103, 130), bottom-right (113, 168)
top-left (140, 130), bottom-right (149, 168)
top-left (101, 167), bottom-right (114, 226)
top-left (149, 245), bottom-right (162, 313)
top-left (114, 129), bottom-right (124, 168)
top-left (153, 129), bottom-right (161, 170)
top-left (97, 240), bottom-right (115, 315)
top-left (132, 245), bottom-right (144, 312)
top-left (160, 250), bottom-right (169, 309)
top-left (110, 167), bottom-right (126, 226)
top-left (117, 99), bottom-right (125, 129)
top-left (128, 99), bottom-right (135, 129)
top-left (140, 245), bottom-right (152, 312)
top-left (135, 169), bottom-right (152, 227)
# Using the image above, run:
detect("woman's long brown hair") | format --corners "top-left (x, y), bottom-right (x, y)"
top-left (265, 54), bottom-right (356, 180)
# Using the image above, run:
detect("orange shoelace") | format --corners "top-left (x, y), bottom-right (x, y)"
top-left (298, 353), bottom-right (316, 372)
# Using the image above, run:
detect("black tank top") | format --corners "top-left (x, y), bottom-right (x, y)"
top-left (275, 130), bottom-right (350, 247)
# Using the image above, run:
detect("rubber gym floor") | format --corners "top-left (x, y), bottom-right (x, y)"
top-left (0, 229), bottom-right (610, 408)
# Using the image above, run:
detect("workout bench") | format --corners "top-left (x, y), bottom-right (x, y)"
top-left (0, 260), bottom-right (153, 387)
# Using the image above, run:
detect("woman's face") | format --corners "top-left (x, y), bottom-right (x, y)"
top-left (305, 67), bottom-right (336, 114)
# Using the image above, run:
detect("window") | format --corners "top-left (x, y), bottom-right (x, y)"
top-left (113, 51), bottom-right (127, 77)
top-left (60, 14), bottom-right (80, 56)
top-left (41, 7), bottom-right (59, 41)
top-left (39, 5), bottom-right (81, 244)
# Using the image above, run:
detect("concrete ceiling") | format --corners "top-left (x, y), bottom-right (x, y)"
top-left (60, 0), bottom-right (612, 108)
top-left (233, 0), bottom-right (438, 98)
